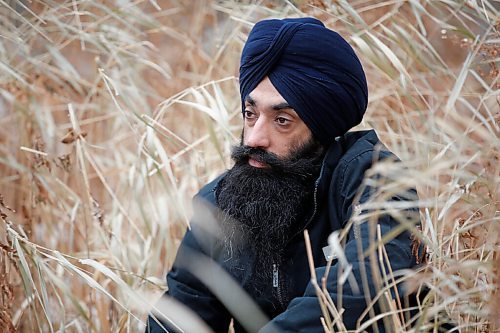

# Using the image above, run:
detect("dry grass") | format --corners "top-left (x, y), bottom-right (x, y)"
top-left (0, 0), bottom-right (498, 332)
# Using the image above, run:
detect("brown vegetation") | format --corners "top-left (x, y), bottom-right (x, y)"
top-left (0, 1), bottom-right (498, 332)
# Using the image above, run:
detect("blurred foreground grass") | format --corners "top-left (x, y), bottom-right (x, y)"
top-left (0, 1), bottom-right (498, 332)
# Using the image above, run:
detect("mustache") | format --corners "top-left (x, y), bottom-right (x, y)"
top-left (231, 145), bottom-right (285, 168)
top-left (230, 143), bottom-right (324, 179)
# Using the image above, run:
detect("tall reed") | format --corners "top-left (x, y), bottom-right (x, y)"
top-left (0, 1), bottom-right (497, 332)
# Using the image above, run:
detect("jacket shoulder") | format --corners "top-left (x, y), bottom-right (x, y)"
top-left (340, 130), bottom-right (394, 164)
top-left (336, 130), bottom-right (396, 183)
top-left (329, 130), bottom-right (397, 224)
top-left (194, 173), bottom-right (226, 205)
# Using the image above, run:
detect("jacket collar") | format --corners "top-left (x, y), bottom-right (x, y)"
top-left (315, 129), bottom-right (380, 201)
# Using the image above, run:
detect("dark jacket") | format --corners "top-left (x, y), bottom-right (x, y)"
top-left (147, 130), bottom-right (418, 332)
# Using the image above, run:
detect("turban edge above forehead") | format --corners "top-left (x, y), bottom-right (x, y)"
top-left (239, 17), bottom-right (368, 145)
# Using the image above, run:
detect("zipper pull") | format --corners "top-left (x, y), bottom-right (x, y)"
top-left (272, 264), bottom-right (279, 288)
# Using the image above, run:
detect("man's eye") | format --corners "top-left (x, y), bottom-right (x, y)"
top-left (244, 110), bottom-right (255, 119)
top-left (276, 117), bottom-right (290, 125)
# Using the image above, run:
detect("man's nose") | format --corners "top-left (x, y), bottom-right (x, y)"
top-left (245, 117), bottom-right (271, 149)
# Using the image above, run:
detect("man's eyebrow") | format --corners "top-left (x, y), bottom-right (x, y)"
top-left (272, 102), bottom-right (292, 111)
top-left (245, 95), bottom-right (256, 106)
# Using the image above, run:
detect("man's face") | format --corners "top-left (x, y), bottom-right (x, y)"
top-left (243, 77), bottom-right (313, 168)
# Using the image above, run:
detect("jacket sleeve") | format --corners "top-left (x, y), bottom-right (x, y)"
top-left (146, 195), bottom-right (232, 333)
top-left (259, 150), bottom-right (417, 332)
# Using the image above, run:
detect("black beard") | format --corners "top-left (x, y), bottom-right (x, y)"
top-left (215, 138), bottom-right (324, 296)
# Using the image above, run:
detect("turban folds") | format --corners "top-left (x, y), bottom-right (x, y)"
top-left (239, 17), bottom-right (368, 145)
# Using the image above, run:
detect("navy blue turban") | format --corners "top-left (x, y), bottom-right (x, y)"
top-left (239, 17), bottom-right (368, 145)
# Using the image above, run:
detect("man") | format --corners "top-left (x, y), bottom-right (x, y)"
top-left (147, 17), bottom-right (418, 332)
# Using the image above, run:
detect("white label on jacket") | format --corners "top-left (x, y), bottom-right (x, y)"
top-left (272, 264), bottom-right (279, 288)
top-left (322, 245), bottom-right (337, 261)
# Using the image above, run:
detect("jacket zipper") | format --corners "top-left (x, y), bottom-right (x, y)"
top-left (287, 160), bottom-right (326, 243)
top-left (272, 162), bottom-right (326, 309)
top-left (273, 262), bottom-right (286, 309)
top-left (272, 162), bottom-right (326, 310)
